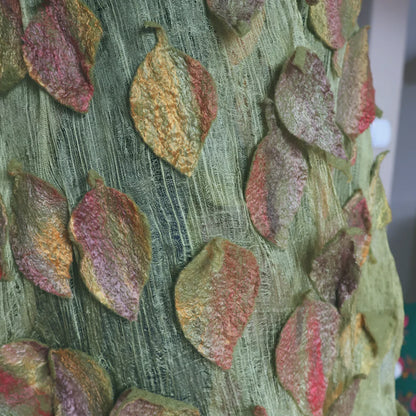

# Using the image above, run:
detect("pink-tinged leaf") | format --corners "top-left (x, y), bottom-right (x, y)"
top-left (69, 170), bottom-right (152, 321)
top-left (275, 297), bottom-right (340, 416)
top-left (245, 100), bottom-right (308, 247)
top-left (0, 194), bottom-right (10, 280)
top-left (206, 0), bottom-right (265, 37)
top-left (0, 340), bottom-right (53, 415)
top-left (253, 405), bottom-right (268, 416)
top-left (0, 0), bottom-right (27, 93)
top-left (275, 47), bottom-right (348, 169)
top-left (309, 230), bottom-right (360, 309)
top-left (22, 0), bottom-right (103, 113)
top-left (343, 190), bottom-right (372, 266)
top-left (327, 378), bottom-right (361, 416)
top-left (175, 237), bottom-right (260, 370)
top-left (309, 0), bottom-right (362, 50)
top-left (110, 387), bottom-right (200, 416)
top-left (49, 348), bottom-right (113, 416)
top-left (8, 161), bottom-right (73, 298)
top-left (336, 27), bottom-right (376, 139)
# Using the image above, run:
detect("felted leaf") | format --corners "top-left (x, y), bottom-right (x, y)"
top-left (69, 170), bottom-right (152, 321)
top-left (8, 161), bottom-right (73, 298)
top-left (245, 100), bottom-right (308, 246)
top-left (0, 194), bottom-right (10, 280)
top-left (336, 27), bottom-right (376, 139)
top-left (49, 348), bottom-right (113, 416)
top-left (274, 47), bottom-right (348, 169)
top-left (130, 22), bottom-right (218, 177)
top-left (327, 378), bottom-right (361, 416)
top-left (110, 387), bottom-right (200, 416)
top-left (175, 237), bottom-right (260, 370)
top-left (309, 0), bottom-right (362, 50)
top-left (206, 0), bottom-right (265, 37)
top-left (253, 405), bottom-right (268, 416)
top-left (0, 340), bottom-right (53, 415)
top-left (275, 297), bottom-right (340, 416)
top-left (343, 190), bottom-right (372, 266)
top-left (22, 0), bottom-right (103, 113)
top-left (309, 230), bottom-right (360, 309)
top-left (0, 0), bottom-right (27, 94)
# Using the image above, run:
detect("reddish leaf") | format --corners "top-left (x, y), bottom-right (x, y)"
top-left (175, 237), bottom-right (260, 370)
top-left (245, 100), bottom-right (308, 246)
top-left (69, 170), bottom-right (152, 321)
top-left (0, 194), bottom-right (10, 280)
top-left (253, 405), bottom-right (268, 416)
top-left (275, 297), bottom-right (340, 416)
top-left (327, 378), bottom-right (361, 416)
top-left (336, 27), bottom-right (376, 139)
top-left (22, 0), bottom-right (103, 113)
top-left (8, 161), bottom-right (73, 298)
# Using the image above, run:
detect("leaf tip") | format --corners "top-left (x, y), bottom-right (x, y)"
top-left (87, 170), bottom-right (104, 188)
top-left (7, 159), bottom-right (23, 177)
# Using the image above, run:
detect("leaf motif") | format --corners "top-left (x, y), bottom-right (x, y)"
top-left (0, 194), bottom-right (10, 280)
top-left (327, 378), bottom-right (361, 416)
top-left (130, 22), bottom-right (218, 177)
top-left (69, 170), bottom-right (152, 321)
top-left (253, 405), bottom-right (268, 416)
top-left (275, 297), bottom-right (340, 416)
top-left (0, 0), bottom-right (26, 94)
top-left (22, 0), bottom-right (103, 113)
top-left (8, 161), bottom-right (73, 298)
top-left (206, 0), bottom-right (265, 37)
top-left (275, 47), bottom-right (348, 169)
top-left (336, 27), bottom-right (376, 139)
top-left (110, 387), bottom-right (200, 416)
top-left (0, 340), bottom-right (53, 415)
top-left (245, 100), bottom-right (308, 247)
top-left (175, 237), bottom-right (260, 370)
top-left (309, 0), bottom-right (362, 50)
top-left (49, 348), bottom-right (113, 416)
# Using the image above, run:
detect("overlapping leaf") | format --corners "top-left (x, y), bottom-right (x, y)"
top-left (130, 23), bottom-right (218, 176)
top-left (0, 0), bottom-right (27, 94)
top-left (245, 100), bottom-right (308, 247)
top-left (110, 387), bottom-right (200, 416)
top-left (8, 161), bottom-right (73, 297)
top-left (175, 237), bottom-right (260, 370)
top-left (275, 297), bottom-right (340, 416)
top-left (0, 194), bottom-right (9, 280)
top-left (309, 0), bottom-right (362, 50)
top-left (0, 340), bottom-right (53, 415)
top-left (69, 171), bottom-right (152, 321)
top-left (327, 378), bottom-right (361, 416)
top-left (253, 405), bottom-right (268, 416)
top-left (22, 0), bottom-right (103, 113)
top-left (336, 27), bottom-right (376, 139)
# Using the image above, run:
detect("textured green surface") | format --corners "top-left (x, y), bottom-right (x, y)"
top-left (0, 1), bottom-right (403, 415)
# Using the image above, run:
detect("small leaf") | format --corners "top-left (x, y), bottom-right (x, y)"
top-left (309, 230), bottom-right (360, 309)
top-left (0, 340), bottom-right (53, 415)
top-left (253, 405), bottom-right (268, 416)
top-left (0, 0), bottom-right (27, 94)
top-left (275, 47), bottom-right (348, 168)
top-left (8, 161), bottom-right (73, 298)
top-left (175, 237), bottom-right (260, 370)
top-left (275, 297), bottom-right (340, 416)
top-left (69, 170), bottom-right (152, 321)
top-left (327, 378), bottom-right (361, 416)
top-left (245, 100), bottom-right (308, 246)
top-left (49, 348), bottom-right (113, 416)
top-left (309, 0), bottom-right (362, 50)
top-left (206, 0), bottom-right (265, 37)
top-left (336, 27), bottom-right (376, 139)
top-left (130, 23), bottom-right (218, 176)
top-left (22, 0), bottom-right (103, 113)
top-left (0, 194), bottom-right (10, 280)
top-left (110, 387), bottom-right (200, 416)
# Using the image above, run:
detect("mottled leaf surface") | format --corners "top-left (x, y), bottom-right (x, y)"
top-left (275, 297), bottom-right (340, 416)
top-left (8, 161), bottom-right (73, 297)
top-left (0, 0), bottom-right (26, 94)
top-left (49, 348), bottom-right (113, 416)
top-left (206, 0), bottom-right (265, 37)
top-left (275, 47), bottom-right (347, 165)
top-left (22, 0), bottom-right (103, 113)
top-left (69, 171), bottom-right (152, 321)
top-left (245, 100), bottom-right (308, 246)
top-left (0, 194), bottom-right (9, 280)
top-left (130, 23), bottom-right (218, 176)
top-left (0, 340), bottom-right (53, 415)
top-left (327, 378), bottom-right (361, 416)
top-left (336, 27), bottom-right (375, 139)
top-left (309, 0), bottom-right (362, 50)
top-left (309, 230), bottom-right (360, 309)
top-left (253, 405), bottom-right (268, 416)
top-left (110, 387), bottom-right (200, 416)
top-left (175, 237), bottom-right (260, 370)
